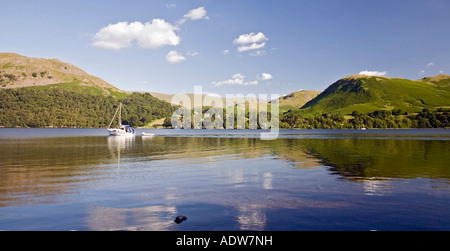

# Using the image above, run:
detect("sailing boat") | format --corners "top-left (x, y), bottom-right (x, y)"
top-left (107, 103), bottom-right (135, 136)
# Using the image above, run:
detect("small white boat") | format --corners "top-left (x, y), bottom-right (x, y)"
top-left (107, 103), bottom-right (135, 137)
top-left (142, 132), bottom-right (156, 137)
top-left (108, 125), bottom-right (135, 136)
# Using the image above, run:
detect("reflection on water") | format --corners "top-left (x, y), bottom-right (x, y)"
top-left (360, 178), bottom-right (393, 197)
top-left (87, 205), bottom-right (177, 231)
top-left (107, 136), bottom-right (135, 152)
top-left (237, 204), bottom-right (267, 231)
top-left (297, 138), bottom-right (450, 180)
top-left (107, 136), bottom-right (135, 169)
top-left (0, 136), bottom-right (111, 207)
top-left (0, 129), bottom-right (450, 230)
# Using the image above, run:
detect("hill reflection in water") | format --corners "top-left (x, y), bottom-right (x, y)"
top-left (0, 129), bottom-right (449, 230)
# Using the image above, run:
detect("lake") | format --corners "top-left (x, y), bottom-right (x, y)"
top-left (0, 128), bottom-right (449, 231)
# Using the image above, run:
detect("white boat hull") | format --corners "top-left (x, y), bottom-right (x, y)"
top-left (108, 128), bottom-right (135, 137)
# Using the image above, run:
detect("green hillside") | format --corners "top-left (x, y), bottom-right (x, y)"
top-left (2, 52), bottom-right (449, 129)
top-left (0, 53), bottom-right (175, 128)
top-left (0, 85), bottom-right (175, 128)
top-left (300, 74), bottom-right (450, 116)
top-left (276, 90), bottom-right (321, 113)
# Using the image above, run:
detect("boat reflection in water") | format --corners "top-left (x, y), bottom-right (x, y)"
top-left (107, 135), bottom-right (135, 169)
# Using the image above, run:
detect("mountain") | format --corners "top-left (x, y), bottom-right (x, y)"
top-left (1, 53), bottom-right (309, 109)
top-left (2, 52), bottom-right (449, 129)
top-left (0, 53), bottom-right (175, 128)
top-left (0, 52), bottom-right (125, 97)
top-left (276, 90), bottom-right (321, 112)
top-left (299, 74), bottom-right (450, 115)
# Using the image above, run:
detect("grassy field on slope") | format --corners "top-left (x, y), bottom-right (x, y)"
top-left (299, 75), bottom-right (450, 116)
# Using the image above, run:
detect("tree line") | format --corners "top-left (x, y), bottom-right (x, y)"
top-left (279, 108), bottom-right (450, 129)
top-left (1, 87), bottom-right (448, 129)
top-left (161, 106), bottom-right (450, 129)
top-left (0, 88), bottom-right (175, 128)
top-left (162, 106), bottom-right (276, 129)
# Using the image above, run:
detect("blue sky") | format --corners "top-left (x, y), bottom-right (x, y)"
top-left (1, 0), bottom-right (449, 96)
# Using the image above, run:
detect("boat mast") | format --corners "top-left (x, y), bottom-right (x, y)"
top-left (118, 103), bottom-right (122, 127)
top-left (108, 103), bottom-right (121, 129)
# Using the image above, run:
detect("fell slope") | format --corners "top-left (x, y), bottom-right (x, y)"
top-left (0, 53), bottom-right (175, 128)
top-left (276, 90), bottom-right (321, 112)
top-left (300, 74), bottom-right (450, 115)
top-left (0, 52), bottom-right (124, 96)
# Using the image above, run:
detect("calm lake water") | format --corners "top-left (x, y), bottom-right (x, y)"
top-left (0, 128), bottom-right (449, 231)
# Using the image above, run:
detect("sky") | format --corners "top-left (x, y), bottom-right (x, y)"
top-left (1, 0), bottom-right (450, 96)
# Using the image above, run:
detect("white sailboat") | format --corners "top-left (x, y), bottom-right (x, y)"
top-left (107, 103), bottom-right (135, 136)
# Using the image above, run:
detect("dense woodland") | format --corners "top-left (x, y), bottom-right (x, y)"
top-left (1, 88), bottom-right (449, 129)
top-left (0, 88), bottom-right (175, 128)
top-left (280, 108), bottom-right (450, 129)
top-left (162, 107), bottom-right (450, 129)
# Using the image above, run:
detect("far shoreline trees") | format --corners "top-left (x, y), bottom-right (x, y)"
top-left (279, 108), bottom-right (450, 129)
top-left (1, 88), bottom-right (449, 129)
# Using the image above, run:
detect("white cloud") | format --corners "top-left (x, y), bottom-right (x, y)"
top-left (359, 70), bottom-right (387, 77)
top-left (237, 42), bottom-right (266, 52)
top-left (179, 7), bottom-right (209, 24)
top-left (212, 73), bottom-right (259, 87)
top-left (166, 51), bottom-right (186, 63)
top-left (138, 20), bottom-right (181, 49)
top-left (233, 32), bottom-right (269, 53)
top-left (185, 6), bottom-right (209, 20)
top-left (258, 73), bottom-right (273, 81)
top-left (92, 21), bottom-right (142, 50)
top-left (223, 50), bottom-right (230, 55)
top-left (427, 62), bottom-right (435, 68)
top-left (232, 73), bottom-right (245, 80)
top-left (92, 6), bottom-right (210, 51)
top-left (233, 32), bottom-right (268, 45)
top-left (92, 19), bottom-right (180, 50)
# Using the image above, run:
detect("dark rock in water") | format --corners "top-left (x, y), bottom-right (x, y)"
top-left (175, 216), bottom-right (187, 224)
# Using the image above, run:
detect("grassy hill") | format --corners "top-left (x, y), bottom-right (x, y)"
top-left (276, 90), bottom-right (321, 113)
top-left (0, 53), bottom-right (175, 128)
top-left (2, 52), bottom-right (449, 129)
top-left (299, 74), bottom-right (450, 116)
top-left (0, 53), bottom-right (127, 97)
